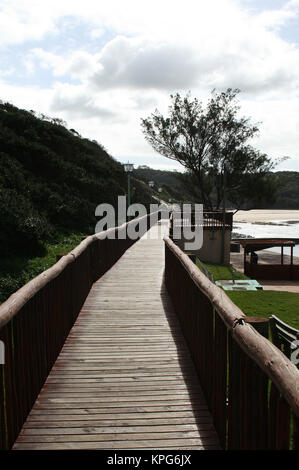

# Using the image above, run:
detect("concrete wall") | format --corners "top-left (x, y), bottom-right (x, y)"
top-left (173, 227), bottom-right (231, 265)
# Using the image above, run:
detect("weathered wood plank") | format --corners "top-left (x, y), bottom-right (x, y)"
top-left (22, 419), bottom-right (213, 428)
top-left (16, 432), bottom-right (219, 443)
top-left (30, 405), bottom-right (211, 413)
top-left (25, 411), bottom-right (214, 421)
top-left (20, 424), bottom-right (212, 434)
top-left (13, 222), bottom-right (220, 450)
top-left (13, 441), bottom-right (220, 450)
top-left (41, 389), bottom-right (202, 395)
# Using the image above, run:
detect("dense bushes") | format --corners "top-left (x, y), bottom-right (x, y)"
top-left (0, 102), bottom-right (150, 257)
top-left (0, 102), bottom-right (152, 301)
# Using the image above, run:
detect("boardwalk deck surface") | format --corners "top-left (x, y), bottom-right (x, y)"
top-left (14, 221), bottom-right (220, 450)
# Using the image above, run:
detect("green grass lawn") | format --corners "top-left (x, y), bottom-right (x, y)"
top-left (0, 232), bottom-right (83, 303)
top-left (226, 290), bottom-right (299, 330)
top-left (200, 262), bottom-right (249, 281)
top-left (199, 261), bottom-right (299, 330)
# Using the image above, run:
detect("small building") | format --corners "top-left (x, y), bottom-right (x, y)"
top-left (240, 238), bottom-right (299, 281)
top-left (170, 211), bottom-right (233, 264)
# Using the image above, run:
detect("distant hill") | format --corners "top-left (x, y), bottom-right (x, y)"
top-left (1, 101), bottom-right (299, 302)
top-left (265, 171), bottom-right (299, 209)
top-left (135, 166), bottom-right (299, 209)
top-left (134, 166), bottom-right (187, 203)
top-left (0, 102), bottom-right (150, 257)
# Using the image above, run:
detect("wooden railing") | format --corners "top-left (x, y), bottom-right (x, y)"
top-left (164, 235), bottom-right (299, 450)
top-left (0, 213), bottom-right (153, 449)
top-left (245, 261), bottom-right (299, 281)
top-left (170, 211), bottom-right (233, 229)
top-left (169, 211), bottom-right (233, 241)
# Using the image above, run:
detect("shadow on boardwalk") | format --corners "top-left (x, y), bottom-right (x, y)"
top-left (13, 221), bottom-right (220, 450)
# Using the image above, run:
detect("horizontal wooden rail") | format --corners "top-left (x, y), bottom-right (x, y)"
top-left (170, 211), bottom-right (233, 230)
top-left (0, 212), bottom-right (154, 449)
top-left (245, 262), bottom-right (299, 281)
top-left (164, 235), bottom-right (299, 450)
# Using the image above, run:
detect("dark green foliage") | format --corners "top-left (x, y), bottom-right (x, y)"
top-left (135, 166), bottom-right (299, 210)
top-left (264, 171), bottom-right (299, 209)
top-left (134, 167), bottom-right (185, 203)
top-left (0, 233), bottom-right (83, 302)
top-left (0, 102), bottom-right (152, 301)
top-left (0, 102), bottom-right (150, 258)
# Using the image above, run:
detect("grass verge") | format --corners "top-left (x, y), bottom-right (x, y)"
top-left (0, 232), bottom-right (83, 303)
top-left (226, 290), bottom-right (299, 330)
top-left (200, 262), bottom-right (249, 281)
top-left (199, 260), bottom-right (299, 330)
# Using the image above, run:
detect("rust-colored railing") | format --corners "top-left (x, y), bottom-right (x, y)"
top-left (245, 261), bottom-right (299, 281)
top-left (0, 213), bottom-right (153, 449)
top-left (169, 211), bottom-right (233, 241)
top-left (170, 211), bottom-right (233, 230)
top-left (164, 235), bottom-right (299, 450)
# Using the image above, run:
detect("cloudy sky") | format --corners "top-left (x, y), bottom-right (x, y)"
top-left (1, 0), bottom-right (299, 171)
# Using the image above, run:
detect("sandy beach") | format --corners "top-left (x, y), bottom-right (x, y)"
top-left (230, 210), bottom-right (299, 292)
top-left (233, 209), bottom-right (299, 223)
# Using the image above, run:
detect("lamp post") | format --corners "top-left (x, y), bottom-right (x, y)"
top-left (123, 162), bottom-right (134, 217)
top-left (148, 180), bottom-right (154, 204)
top-left (221, 162), bottom-right (228, 265)
top-left (158, 187), bottom-right (162, 204)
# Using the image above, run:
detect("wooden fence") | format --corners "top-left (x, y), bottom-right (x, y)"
top-left (0, 213), bottom-right (153, 449)
top-left (245, 261), bottom-right (299, 281)
top-left (164, 235), bottom-right (299, 450)
top-left (170, 211), bottom-right (233, 231)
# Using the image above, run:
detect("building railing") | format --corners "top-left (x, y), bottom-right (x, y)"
top-left (169, 211), bottom-right (233, 236)
top-left (0, 213), bottom-right (153, 449)
top-left (164, 235), bottom-right (299, 450)
top-left (245, 261), bottom-right (299, 281)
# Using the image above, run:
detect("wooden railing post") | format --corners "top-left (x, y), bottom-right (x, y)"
top-left (0, 212), bottom-right (154, 449)
top-left (164, 235), bottom-right (299, 450)
top-left (212, 313), bottom-right (227, 448)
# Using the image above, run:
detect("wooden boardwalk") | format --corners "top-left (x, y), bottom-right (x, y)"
top-left (13, 221), bottom-right (220, 450)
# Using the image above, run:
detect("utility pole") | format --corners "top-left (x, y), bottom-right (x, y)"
top-left (221, 164), bottom-right (227, 265)
top-left (123, 162), bottom-right (134, 220)
top-left (148, 181), bottom-right (154, 204)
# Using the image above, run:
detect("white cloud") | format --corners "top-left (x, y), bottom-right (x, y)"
top-left (27, 48), bottom-right (98, 80)
top-left (0, 0), bottom-right (58, 47)
top-left (50, 83), bottom-right (118, 120)
top-left (0, 79), bottom-right (53, 114)
top-left (255, 7), bottom-right (297, 30)
top-left (90, 28), bottom-right (105, 39)
top-left (1, 0), bottom-right (299, 170)
top-left (90, 36), bottom-right (200, 90)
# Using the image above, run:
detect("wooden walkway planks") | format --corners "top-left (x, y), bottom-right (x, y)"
top-left (13, 221), bottom-right (220, 450)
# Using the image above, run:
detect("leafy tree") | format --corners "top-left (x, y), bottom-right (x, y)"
top-left (141, 89), bottom-right (278, 210)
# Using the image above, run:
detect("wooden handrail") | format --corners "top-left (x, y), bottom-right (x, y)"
top-left (164, 235), bottom-right (299, 418)
top-left (0, 213), bottom-right (150, 329)
top-left (164, 235), bottom-right (246, 328)
top-left (0, 212), bottom-right (153, 449)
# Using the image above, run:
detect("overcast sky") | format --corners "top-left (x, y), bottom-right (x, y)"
top-left (1, 0), bottom-right (299, 171)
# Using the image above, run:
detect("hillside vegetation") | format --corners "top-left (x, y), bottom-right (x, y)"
top-left (135, 167), bottom-right (299, 209)
top-left (134, 167), bottom-right (185, 203)
top-left (1, 102), bottom-right (298, 302)
top-left (0, 102), bottom-right (150, 301)
top-left (265, 171), bottom-right (299, 209)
